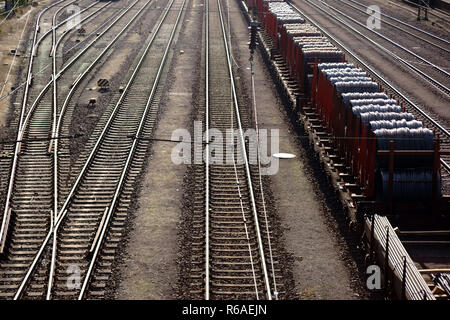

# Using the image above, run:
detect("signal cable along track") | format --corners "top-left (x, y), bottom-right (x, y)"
top-left (188, 0), bottom-right (281, 300)
top-left (12, 0), bottom-right (185, 300)
top-left (288, 1), bottom-right (450, 192)
top-left (0, 0), bottom-right (153, 299)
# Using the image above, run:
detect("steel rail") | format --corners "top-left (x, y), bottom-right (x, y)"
top-left (250, 53), bottom-right (279, 300)
top-left (54, 0), bottom-right (155, 226)
top-left (50, 0), bottom-right (112, 224)
top-left (11, 0), bottom-right (148, 300)
top-left (311, 0), bottom-right (450, 93)
top-left (224, 2), bottom-right (261, 300)
top-left (333, 0), bottom-right (450, 53)
top-left (34, 0), bottom-right (173, 299)
top-left (289, 2), bottom-right (450, 173)
top-left (0, 0), bottom-right (101, 254)
top-left (50, 0), bottom-right (80, 224)
top-left (217, 0), bottom-right (272, 299)
top-left (204, 0), bottom-right (210, 300)
top-left (78, 0), bottom-right (185, 298)
top-left (205, 0), bottom-right (260, 300)
top-left (371, 215), bottom-right (434, 299)
top-left (347, 0), bottom-right (450, 45)
top-left (401, 0), bottom-right (450, 21)
top-left (0, 0), bottom-right (69, 253)
top-left (34, 0), bottom-right (92, 54)
top-left (0, 1), bottom-right (113, 104)
top-left (49, 1), bottom-right (115, 299)
top-left (53, 2), bottom-right (110, 59)
top-left (49, 0), bottom-right (105, 158)
top-left (47, 0), bottom-right (152, 299)
top-left (19, 0), bottom-right (132, 156)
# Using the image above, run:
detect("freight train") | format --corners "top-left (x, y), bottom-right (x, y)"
top-left (247, 0), bottom-right (442, 207)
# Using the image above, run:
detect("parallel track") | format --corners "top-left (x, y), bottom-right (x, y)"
top-left (0, 0), bottom-right (110, 252)
top-left (188, 0), bottom-right (282, 300)
top-left (10, 0), bottom-right (184, 299)
top-left (0, 0), bottom-right (113, 298)
top-left (0, 0), bottom-right (160, 299)
top-left (335, 0), bottom-right (450, 53)
top-left (307, 0), bottom-right (450, 95)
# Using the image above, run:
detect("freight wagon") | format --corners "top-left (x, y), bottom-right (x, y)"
top-left (246, 0), bottom-right (442, 210)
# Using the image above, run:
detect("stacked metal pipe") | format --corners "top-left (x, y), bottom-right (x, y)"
top-left (352, 105), bottom-right (403, 116)
top-left (359, 112), bottom-right (415, 123)
top-left (334, 81), bottom-right (379, 93)
top-left (315, 62), bottom-right (440, 201)
top-left (341, 92), bottom-right (389, 107)
top-left (350, 98), bottom-right (398, 107)
top-left (268, 2), bottom-right (304, 23)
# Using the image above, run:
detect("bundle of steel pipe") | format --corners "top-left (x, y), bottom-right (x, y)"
top-left (379, 168), bottom-right (440, 200)
top-left (374, 127), bottom-right (435, 150)
top-left (350, 98), bottom-right (398, 107)
top-left (334, 81), bottom-right (379, 93)
top-left (359, 112), bottom-right (415, 124)
top-left (369, 120), bottom-right (423, 131)
top-left (341, 92), bottom-right (389, 107)
top-left (352, 105), bottom-right (403, 116)
top-left (369, 215), bottom-right (435, 300)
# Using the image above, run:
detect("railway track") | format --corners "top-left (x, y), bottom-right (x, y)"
top-left (188, 0), bottom-right (282, 300)
top-left (395, 0), bottom-right (450, 22)
top-left (306, 0), bottom-right (450, 95)
top-left (288, 1), bottom-right (450, 193)
top-left (0, 0), bottom-right (172, 299)
top-left (0, 0), bottom-right (112, 253)
top-left (0, 0), bottom-right (73, 242)
top-left (335, 0), bottom-right (450, 53)
top-left (251, 0), bottom-right (448, 299)
top-left (9, 0), bottom-right (184, 300)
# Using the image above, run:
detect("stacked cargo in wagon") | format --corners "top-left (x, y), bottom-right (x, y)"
top-left (255, 0), bottom-right (344, 94)
top-left (313, 62), bottom-right (441, 201)
top-left (257, 0), bottom-right (304, 47)
top-left (245, 0), bottom-right (441, 203)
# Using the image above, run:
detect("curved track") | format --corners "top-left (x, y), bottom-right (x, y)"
top-left (0, 0), bottom-right (164, 299)
top-left (9, 0), bottom-right (185, 300)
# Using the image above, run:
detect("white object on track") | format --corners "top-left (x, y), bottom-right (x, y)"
top-left (272, 153), bottom-right (296, 159)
